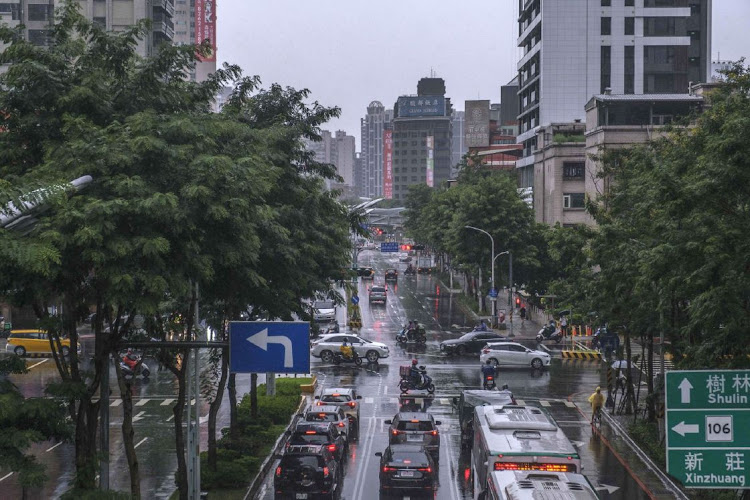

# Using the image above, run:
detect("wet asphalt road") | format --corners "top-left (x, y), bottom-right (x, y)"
top-left (1, 248), bottom-right (650, 499)
top-left (256, 249), bottom-right (650, 500)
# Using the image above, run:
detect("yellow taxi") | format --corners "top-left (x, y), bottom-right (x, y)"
top-left (5, 329), bottom-right (72, 357)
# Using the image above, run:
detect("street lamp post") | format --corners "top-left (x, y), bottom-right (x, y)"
top-left (495, 250), bottom-right (513, 338)
top-left (464, 226), bottom-right (495, 322)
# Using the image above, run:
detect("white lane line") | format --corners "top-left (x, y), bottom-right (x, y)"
top-left (27, 359), bottom-right (49, 370)
top-left (540, 400), bottom-right (551, 407)
top-left (133, 411), bottom-right (146, 422)
top-left (110, 399), bottom-right (123, 407)
top-left (46, 441), bottom-right (63, 453)
top-left (364, 397), bottom-right (374, 404)
top-left (384, 385), bottom-right (388, 395)
top-left (135, 399), bottom-right (150, 406)
top-left (167, 415), bottom-right (174, 422)
top-left (515, 399), bottom-right (526, 406)
top-left (443, 426), bottom-right (461, 500)
top-left (0, 472), bottom-right (13, 482)
top-left (160, 398), bottom-right (175, 406)
top-left (564, 401), bottom-right (576, 408)
top-left (134, 438), bottom-right (148, 449)
top-left (439, 398), bottom-right (450, 405)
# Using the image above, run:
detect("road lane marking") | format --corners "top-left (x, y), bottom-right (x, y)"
top-left (440, 398), bottom-right (450, 405)
top-left (540, 400), bottom-right (551, 407)
top-left (364, 397), bottom-right (374, 404)
top-left (110, 399), bottom-right (123, 407)
top-left (27, 359), bottom-right (49, 370)
top-left (135, 399), bottom-right (150, 406)
top-left (46, 442), bottom-right (63, 453)
top-left (515, 399), bottom-right (526, 405)
top-left (0, 472), bottom-right (13, 482)
top-left (133, 411), bottom-right (146, 422)
top-left (167, 415), bottom-right (174, 422)
top-left (134, 438), bottom-right (148, 449)
top-left (565, 401), bottom-right (576, 407)
top-left (442, 427), bottom-right (461, 500)
top-left (161, 398), bottom-right (175, 406)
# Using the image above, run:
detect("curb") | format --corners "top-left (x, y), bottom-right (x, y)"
top-left (561, 350), bottom-right (601, 360)
top-left (244, 394), bottom-right (309, 500)
top-left (300, 376), bottom-right (317, 394)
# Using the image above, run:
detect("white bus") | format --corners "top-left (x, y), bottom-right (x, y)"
top-left (472, 405), bottom-right (582, 500)
top-left (486, 471), bottom-right (599, 499)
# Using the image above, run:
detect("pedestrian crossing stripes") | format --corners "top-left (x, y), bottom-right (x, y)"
top-left (628, 342), bottom-right (675, 374)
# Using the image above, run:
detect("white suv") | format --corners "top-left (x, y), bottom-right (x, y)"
top-left (310, 334), bottom-right (389, 363)
top-left (480, 342), bottom-right (551, 369)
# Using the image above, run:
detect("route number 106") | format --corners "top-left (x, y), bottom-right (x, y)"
top-left (706, 416), bottom-right (733, 442)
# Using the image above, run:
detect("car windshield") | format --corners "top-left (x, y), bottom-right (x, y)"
top-left (396, 420), bottom-right (434, 431)
top-left (306, 413), bottom-right (338, 422)
top-left (371, 287), bottom-right (385, 293)
top-left (290, 433), bottom-right (329, 445)
top-left (321, 394), bottom-right (351, 403)
top-left (280, 456), bottom-right (322, 469)
top-left (389, 452), bottom-right (429, 465)
top-left (314, 301), bottom-right (334, 309)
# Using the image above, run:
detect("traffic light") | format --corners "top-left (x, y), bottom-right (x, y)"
top-left (515, 297), bottom-right (521, 308)
top-left (412, 244), bottom-right (425, 251)
top-left (400, 244), bottom-right (412, 251)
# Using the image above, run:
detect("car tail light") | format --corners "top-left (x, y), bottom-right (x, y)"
top-left (347, 401), bottom-right (357, 408)
top-left (337, 422), bottom-right (345, 427)
top-left (323, 466), bottom-right (330, 478)
top-left (383, 466), bottom-right (396, 472)
top-left (418, 467), bottom-right (432, 473)
top-left (305, 431), bottom-right (317, 435)
top-left (327, 444), bottom-right (336, 452)
top-left (486, 376), bottom-right (493, 381)
top-left (392, 430), bottom-right (401, 436)
top-left (430, 430), bottom-right (438, 436)
top-left (275, 466), bottom-right (282, 477)
top-left (482, 348), bottom-right (490, 354)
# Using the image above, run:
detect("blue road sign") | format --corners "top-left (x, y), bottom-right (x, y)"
top-left (351, 295), bottom-right (360, 305)
top-left (230, 322), bottom-right (310, 374)
top-left (381, 242), bottom-right (399, 252)
top-left (489, 288), bottom-right (498, 298)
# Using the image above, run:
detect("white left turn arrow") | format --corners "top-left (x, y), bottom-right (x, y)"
top-left (247, 328), bottom-right (293, 368)
top-left (672, 421), bottom-right (699, 437)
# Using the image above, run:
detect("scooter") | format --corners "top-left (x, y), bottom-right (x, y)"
top-left (404, 266), bottom-right (416, 276)
top-left (331, 350), bottom-right (363, 366)
top-left (399, 367), bottom-right (435, 393)
top-left (483, 375), bottom-right (497, 390)
top-left (536, 323), bottom-right (562, 343)
top-left (396, 326), bottom-right (427, 344)
top-left (120, 359), bottom-right (151, 378)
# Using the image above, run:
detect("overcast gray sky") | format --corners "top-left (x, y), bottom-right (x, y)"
top-left (218, 1), bottom-right (749, 150)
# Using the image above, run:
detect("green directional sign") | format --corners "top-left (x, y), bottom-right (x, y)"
top-left (666, 370), bottom-right (750, 490)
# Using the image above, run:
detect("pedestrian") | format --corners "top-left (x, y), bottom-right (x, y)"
top-left (519, 306), bottom-right (526, 324)
top-left (560, 315), bottom-right (568, 337)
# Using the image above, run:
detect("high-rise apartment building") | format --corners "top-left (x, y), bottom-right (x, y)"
top-left (304, 130), bottom-right (357, 190)
top-left (0, 0), bottom-right (215, 81)
top-left (391, 77), bottom-right (453, 201)
top-left (451, 110), bottom-right (466, 171)
top-left (360, 101), bottom-right (394, 198)
top-left (516, 0), bottom-right (711, 171)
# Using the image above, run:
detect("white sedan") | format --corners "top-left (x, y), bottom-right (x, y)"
top-left (310, 333), bottom-right (389, 363)
top-left (480, 341), bottom-right (551, 369)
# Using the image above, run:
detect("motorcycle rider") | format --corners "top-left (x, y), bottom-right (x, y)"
top-left (409, 358), bottom-right (422, 387)
top-left (340, 337), bottom-right (354, 360)
top-left (122, 348), bottom-right (138, 372)
top-left (477, 319), bottom-right (488, 332)
top-left (481, 359), bottom-right (496, 387)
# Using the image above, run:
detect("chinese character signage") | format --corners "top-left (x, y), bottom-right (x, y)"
top-left (195, 0), bottom-right (216, 62)
top-left (397, 96), bottom-right (446, 118)
top-left (425, 136), bottom-right (434, 187)
top-left (465, 100), bottom-right (490, 147)
top-left (383, 129), bottom-right (393, 199)
top-left (666, 370), bottom-right (750, 489)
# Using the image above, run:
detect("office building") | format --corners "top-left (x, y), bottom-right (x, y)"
top-left (517, 0), bottom-right (711, 223)
top-left (360, 101), bottom-right (394, 198)
top-left (451, 110), bottom-right (466, 171)
top-left (304, 130), bottom-right (357, 190)
top-left (391, 77), bottom-right (453, 201)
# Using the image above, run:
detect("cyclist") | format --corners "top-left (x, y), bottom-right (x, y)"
top-left (340, 337), bottom-right (353, 360)
top-left (588, 386), bottom-right (605, 423)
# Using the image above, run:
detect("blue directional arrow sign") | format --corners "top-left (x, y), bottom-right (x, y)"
top-left (230, 322), bottom-right (310, 374)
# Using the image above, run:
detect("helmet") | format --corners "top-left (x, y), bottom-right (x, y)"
top-left (596, 386), bottom-right (601, 393)
top-left (411, 359), bottom-right (418, 365)
top-left (342, 337), bottom-right (349, 342)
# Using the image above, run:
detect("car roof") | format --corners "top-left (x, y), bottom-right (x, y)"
top-left (395, 412), bottom-right (434, 421)
top-left (306, 405), bottom-right (342, 414)
top-left (486, 341), bottom-right (526, 348)
top-left (386, 268), bottom-right (397, 272)
top-left (321, 387), bottom-right (355, 395)
top-left (294, 421), bottom-right (334, 432)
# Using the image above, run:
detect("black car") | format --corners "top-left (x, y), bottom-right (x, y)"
top-left (384, 269), bottom-right (398, 281)
top-left (357, 267), bottom-right (375, 280)
top-left (376, 444), bottom-right (437, 497)
top-left (274, 444), bottom-right (342, 500)
top-left (287, 421), bottom-right (348, 464)
top-left (439, 331), bottom-right (506, 355)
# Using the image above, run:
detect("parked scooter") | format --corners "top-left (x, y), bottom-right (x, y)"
top-left (396, 325), bottom-right (427, 344)
top-left (536, 321), bottom-right (562, 343)
top-left (399, 366), bottom-right (435, 393)
top-left (331, 350), bottom-right (363, 366)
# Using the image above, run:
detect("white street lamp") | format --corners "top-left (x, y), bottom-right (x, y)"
top-left (464, 225), bottom-right (496, 322)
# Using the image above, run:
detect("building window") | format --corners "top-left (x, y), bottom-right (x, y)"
top-left (601, 17), bottom-right (611, 36)
top-left (563, 193), bottom-right (586, 209)
top-left (93, 16), bottom-right (106, 28)
top-left (411, 176), bottom-right (418, 182)
top-left (563, 162), bottom-right (585, 180)
top-left (601, 0), bottom-right (611, 5)
top-left (644, 17), bottom-right (685, 37)
top-left (644, 0), bottom-right (688, 6)
top-left (27, 4), bottom-right (51, 21)
top-left (0, 3), bottom-right (20, 20)
top-left (27, 29), bottom-right (50, 46)
top-left (624, 45), bottom-right (635, 94)
top-left (601, 46), bottom-right (611, 93)
top-left (625, 17), bottom-right (634, 36)
top-left (625, 0), bottom-right (634, 5)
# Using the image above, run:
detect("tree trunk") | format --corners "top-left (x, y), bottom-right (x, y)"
top-left (171, 350), bottom-right (190, 500)
top-left (114, 360), bottom-right (141, 499)
top-left (207, 347), bottom-right (229, 471)
top-left (250, 373), bottom-right (258, 418)
top-left (73, 397), bottom-right (99, 490)
top-left (646, 328), bottom-right (655, 422)
top-left (228, 372), bottom-right (238, 440)
top-left (623, 328), bottom-right (634, 415)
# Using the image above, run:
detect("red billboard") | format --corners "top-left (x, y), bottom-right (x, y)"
top-left (195, 0), bottom-right (216, 62)
top-left (383, 129), bottom-right (393, 199)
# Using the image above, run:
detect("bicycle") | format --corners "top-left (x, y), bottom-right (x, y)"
top-left (591, 406), bottom-right (603, 432)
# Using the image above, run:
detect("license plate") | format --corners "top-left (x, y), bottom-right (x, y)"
top-left (295, 494), bottom-right (308, 499)
top-left (400, 470), bottom-right (415, 477)
top-left (407, 434), bottom-right (423, 442)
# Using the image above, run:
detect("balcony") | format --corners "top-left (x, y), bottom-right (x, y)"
top-left (153, 0), bottom-right (175, 17)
